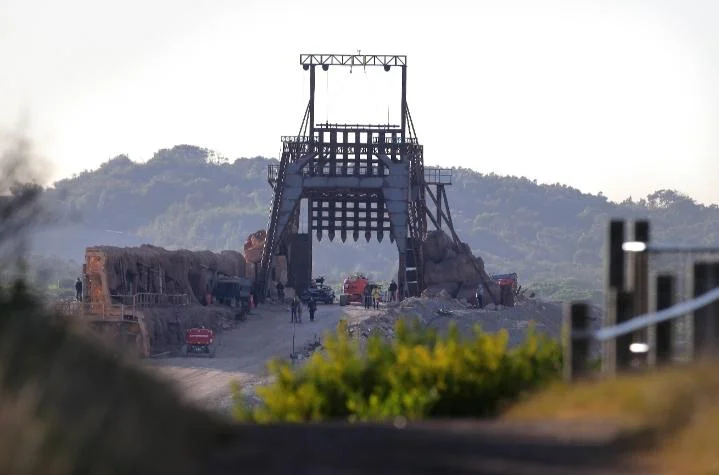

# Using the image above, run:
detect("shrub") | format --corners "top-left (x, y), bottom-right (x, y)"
top-left (233, 318), bottom-right (562, 423)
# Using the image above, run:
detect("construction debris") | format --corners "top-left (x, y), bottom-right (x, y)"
top-left (347, 296), bottom-right (603, 355)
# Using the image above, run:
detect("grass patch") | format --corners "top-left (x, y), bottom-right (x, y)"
top-left (503, 362), bottom-right (719, 474)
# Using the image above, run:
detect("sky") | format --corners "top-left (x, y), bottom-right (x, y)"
top-left (2, 0), bottom-right (719, 205)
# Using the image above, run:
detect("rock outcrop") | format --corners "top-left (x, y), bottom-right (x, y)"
top-left (243, 230), bottom-right (266, 264)
top-left (421, 230), bottom-right (499, 302)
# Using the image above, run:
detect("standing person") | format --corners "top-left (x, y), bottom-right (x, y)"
top-left (297, 299), bottom-right (303, 323)
top-left (372, 286), bottom-right (381, 309)
top-left (75, 277), bottom-right (83, 302)
top-left (290, 297), bottom-right (298, 322)
top-left (276, 281), bottom-right (285, 302)
top-left (363, 285), bottom-right (372, 310)
top-left (308, 297), bottom-right (317, 322)
top-left (476, 283), bottom-right (484, 309)
top-left (388, 280), bottom-right (397, 302)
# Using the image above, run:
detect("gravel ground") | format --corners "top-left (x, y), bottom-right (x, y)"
top-left (146, 297), bottom-right (602, 417)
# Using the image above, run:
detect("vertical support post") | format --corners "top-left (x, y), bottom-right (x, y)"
top-left (307, 202), bottom-right (313, 290)
top-left (628, 220), bottom-right (650, 364)
top-left (609, 220), bottom-right (626, 290)
top-left (616, 291), bottom-right (634, 371)
top-left (400, 65), bottom-right (407, 142)
top-left (398, 252), bottom-right (406, 301)
top-left (330, 130), bottom-right (337, 176)
top-left (691, 262), bottom-right (713, 359)
top-left (652, 274), bottom-right (675, 366)
top-left (309, 65), bottom-right (315, 136)
top-left (603, 220), bottom-right (625, 377)
top-left (564, 302), bottom-right (591, 382)
top-left (436, 185), bottom-right (442, 229)
top-left (713, 263), bottom-right (719, 350)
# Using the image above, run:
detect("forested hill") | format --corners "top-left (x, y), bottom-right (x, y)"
top-left (35, 145), bottom-right (719, 302)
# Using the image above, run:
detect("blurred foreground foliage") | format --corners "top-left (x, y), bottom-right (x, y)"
top-left (0, 135), bottom-right (223, 475)
top-left (233, 319), bottom-right (562, 423)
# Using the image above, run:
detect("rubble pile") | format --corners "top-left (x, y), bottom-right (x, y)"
top-left (292, 334), bottom-right (324, 361)
top-left (345, 296), bottom-right (604, 353)
top-left (421, 230), bottom-right (499, 301)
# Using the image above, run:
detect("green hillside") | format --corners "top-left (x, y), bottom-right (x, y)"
top-left (34, 145), bottom-right (719, 303)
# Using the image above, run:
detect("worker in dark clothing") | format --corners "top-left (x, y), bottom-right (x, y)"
top-left (75, 277), bottom-right (83, 302)
top-left (276, 281), bottom-right (285, 302)
top-left (363, 286), bottom-right (372, 310)
top-left (290, 297), bottom-right (299, 323)
top-left (308, 297), bottom-right (317, 322)
top-left (475, 283), bottom-right (484, 309)
top-left (388, 280), bottom-right (398, 302)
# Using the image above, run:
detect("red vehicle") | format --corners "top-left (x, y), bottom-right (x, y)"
top-left (490, 273), bottom-right (519, 307)
top-left (342, 273), bottom-right (370, 303)
top-left (182, 327), bottom-right (216, 358)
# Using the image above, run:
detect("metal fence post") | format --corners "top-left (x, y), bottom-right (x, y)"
top-left (713, 263), bottom-right (719, 353)
top-left (603, 220), bottom-right (625, 377)
top-left (564, 302), bottom-right (590, 382)
top-left (692, 262), bottom-right (713, 359)
top-left (628, 220), bottom-right (650, 365)
top-left (616, 291), bottom-right (634, 371)
top-left (653, 274), bottom-right (675, 366)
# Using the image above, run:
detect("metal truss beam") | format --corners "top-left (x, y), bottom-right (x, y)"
top-left (300, 54), bottom-right (407, 67)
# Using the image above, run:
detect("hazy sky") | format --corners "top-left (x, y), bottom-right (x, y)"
top-left (2, 0), bottom-right (718, 204)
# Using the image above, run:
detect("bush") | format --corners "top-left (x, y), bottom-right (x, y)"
top-left (233, 319), bottom-right (562, 423)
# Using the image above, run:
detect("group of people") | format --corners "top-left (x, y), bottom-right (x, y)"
top-left (362, 285), bottom-right (382, 310)
top-left (362, 280), bottom-right (399, 309)
top-left (289, 295), bottom-right (317, 323)
top-left (280, 277), bottom-right (402, 320)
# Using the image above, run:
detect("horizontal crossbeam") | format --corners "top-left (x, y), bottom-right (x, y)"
top-left (313, 123), bottom-right (401, 131)
top-left (282, 135), bottom-right (418, 145)
top-left (300, 54), bottom-right (407, 67)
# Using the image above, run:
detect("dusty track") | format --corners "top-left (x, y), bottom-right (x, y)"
top-left (147, 297), bottom-right (577, 416)
top-left (146, 302), bottom-right (371, 415)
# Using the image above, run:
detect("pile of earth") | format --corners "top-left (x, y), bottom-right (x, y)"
top-left (421, 230), bottom-right (500, 302)
top-left (347, 296), bottom-right (603, 354)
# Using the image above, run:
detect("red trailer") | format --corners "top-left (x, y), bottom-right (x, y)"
top-left (181, 327), bottom-right (216, 358)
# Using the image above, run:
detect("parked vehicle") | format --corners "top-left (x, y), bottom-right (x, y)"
top-left (490, 273), bottom-right (518, 294)
top-left (212, 275), bottom-right (252, 320)
top-left (490, 272), bottom-right (519, 307)
top-left (300, 276), bottom-right (335, 304)
top-left (181, 327), bottom-right (216, 358)
top-left (342, 273), bottom-right (369, 303)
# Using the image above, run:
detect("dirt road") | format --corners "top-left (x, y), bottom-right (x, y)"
top-left (147, 297), bottom-right (574, 417)
top-left (147, 301), bottom-right (371, 416)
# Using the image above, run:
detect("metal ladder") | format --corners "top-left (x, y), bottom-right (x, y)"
top-left (258, 150), bottom-right (292, 299)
